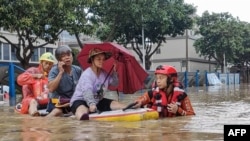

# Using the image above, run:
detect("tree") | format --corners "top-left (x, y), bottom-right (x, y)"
top-left (233, 22), bottom-right (250, 82)
top-left (233, 22), bottom-right (250, 67)
top-left (194, 11), bottom-right (243, 73)
top-left (64, 0), bottom-right (97, 49)
top-left (0, 0), bottom-right (93, 68)
top-left (72, 48), bottom-right (80, 66)
top-left (89, 0), bottom-right (196, 70)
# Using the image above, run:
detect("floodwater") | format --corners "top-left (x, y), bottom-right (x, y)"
top-left (0, 84), bottom-right (250, 141)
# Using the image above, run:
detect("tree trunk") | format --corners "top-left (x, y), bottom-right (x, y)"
top-left (145, 55), bottom-right (151, 71)
top-left (20, 59), bottom-right (30, 69)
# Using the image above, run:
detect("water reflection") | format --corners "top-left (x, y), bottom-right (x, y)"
top-left (21, 120), bottom-right (51, 141)
top-left (0, 84), bottom-right (250, 141)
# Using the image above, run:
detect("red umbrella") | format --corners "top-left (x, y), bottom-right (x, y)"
top-left (77, 42), bottom-right (148, 94)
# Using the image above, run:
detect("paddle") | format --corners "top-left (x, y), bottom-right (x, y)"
top-left (122, 102), bottom-right (138, 111)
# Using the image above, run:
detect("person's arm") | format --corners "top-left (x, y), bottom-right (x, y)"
top-left (176, 96), bottom-right (195, 116)
top-left (47, 71), bottom-right (63, 93)
top-left (82, 89), bottom-right (96, 106)
top-left (17, 67), bottom-right (42, 86)
top-left (79, 73), bottom-right (96, 106)
top-left (48, 63), bottom-right (64, 93)
top-left (133, 91), bottom-right (151, 108)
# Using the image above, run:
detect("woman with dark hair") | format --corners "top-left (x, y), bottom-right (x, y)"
top-left (46, 45), bottom-right (82, 117)
top-left (70, 48), bottom-right (126, 120)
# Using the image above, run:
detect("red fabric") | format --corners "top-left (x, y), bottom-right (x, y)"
top-left (20, 85), bottom-right (34, 114)
top-left (137, 87), bottom-right (195, 117)
top-left (77, 42), bottom-right (148, 94)
top-left (17, 65), bottom-right (49, 114)
top-left (151, 89), bottom-right (183, 117)
top-left (3, 92), bottom-right (9, 99)
top-left (32, 78), bottom-right (49, 105)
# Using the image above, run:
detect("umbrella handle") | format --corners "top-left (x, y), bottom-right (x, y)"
top-left (102, 64), bottom-right (115, 85)
top-left (97, 64), bottom-right (115, 96)
top-left (122, 102), bottom-right (138, 111)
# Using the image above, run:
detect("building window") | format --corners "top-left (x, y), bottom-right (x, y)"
top-left (156, 47), bottom-right (161, 54)
top-left (182, 60), bottom-right (186, 67)
top-left (2, 27), bottom-right (11, 32)
top-left (11, 45), bottom-right (17, 60)
top-left (0, 42), bottom-right (2, 60)
top-left (40, 48), bottom-right (45, 55)
top-left (3, 43), bottom-right (10, 60)
top-left (31, 48), bottom-right (39, 62)
top-left (46, 48), bottom-right (54, 54)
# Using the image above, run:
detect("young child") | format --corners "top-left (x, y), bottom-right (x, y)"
top-left (133, 65), bottom-right (195, 118)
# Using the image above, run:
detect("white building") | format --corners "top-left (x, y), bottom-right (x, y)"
top-left (148, 30), bottom-right (217, 72)
top-left (1, 28), bottom-right (217, 72)
top-left (0, 28), bottom-right (58, 65)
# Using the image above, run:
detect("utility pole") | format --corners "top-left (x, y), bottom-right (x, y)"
top-left (223, 53), bottom-right (226, 73)
top-left (142, 16), bottom-right (145, 70)
top-left (185, 29), bottom-right (189, 72)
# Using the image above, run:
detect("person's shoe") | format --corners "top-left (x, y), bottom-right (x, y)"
top-left (80, 113), bottom-right (89, 120)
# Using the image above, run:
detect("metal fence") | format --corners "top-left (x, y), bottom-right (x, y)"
top-left (144, 70), bottom-right (240, 89)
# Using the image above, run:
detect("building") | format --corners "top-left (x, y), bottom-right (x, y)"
top-left (149, 30), bottom-right (217, 72)
top-left (1, 28), bottom-right (217, 73)
top-left (61, 30), bottom-right (218, 73)
top-left (0, 28), bottom-right (58, 66)
top-left (59, 31), bottom-right (101, 49)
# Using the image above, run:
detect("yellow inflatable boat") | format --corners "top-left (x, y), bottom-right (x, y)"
top-left (15, 102), bottom-right (159, 121)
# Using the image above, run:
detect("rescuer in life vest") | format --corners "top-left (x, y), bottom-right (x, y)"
top-left (17, 52), bottom-right (55, 116)
top-left (133, 65), bottom-right (195, 118)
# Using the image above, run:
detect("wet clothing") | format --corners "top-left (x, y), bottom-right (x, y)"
top-left (46, 100), bottom-right (71, 114)
top-left (70, 67), bottom-right (118, 111)
top-left (47, 65), bottom-right (82, 113)
top-left (17, 65), bottom-right (48, 114)
top-left (48, 65), bottom-right (82, 99)
top-left (136, 84), bottom-right (195, 117)
top-left (71, 98), bottom-right (113, 114)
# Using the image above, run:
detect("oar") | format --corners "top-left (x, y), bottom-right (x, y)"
top-left (122, 102), bottom-right (138, 111)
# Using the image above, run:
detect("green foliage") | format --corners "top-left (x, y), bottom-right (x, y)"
top-left (72, 48), bottom-right (80, 66)
top-left (89, 0), bottom-right (196, 70)
top-left (0, 0), bottom-right (94, 68)
top-left (194, 11), bottom-right (250, 72)
top-left (0, 0), bottom-right (197, 71)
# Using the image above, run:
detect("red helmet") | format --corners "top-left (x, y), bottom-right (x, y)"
top-left (155, 65), bottom-right (178, 81)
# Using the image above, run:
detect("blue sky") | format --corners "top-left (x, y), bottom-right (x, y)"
top-left (184, 0), bottom-right (250, 22)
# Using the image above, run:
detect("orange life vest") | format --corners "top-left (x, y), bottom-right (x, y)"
top-left (32, 78), bottom-right (49, 105)
top-left (148, 87), bottom-right (186, 117)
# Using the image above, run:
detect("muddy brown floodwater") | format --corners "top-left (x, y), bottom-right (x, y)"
top-left (0, 84), bottom-right (249, 141)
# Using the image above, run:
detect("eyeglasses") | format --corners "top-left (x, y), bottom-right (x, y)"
top-left (156, 65), bottom-right (164, 70)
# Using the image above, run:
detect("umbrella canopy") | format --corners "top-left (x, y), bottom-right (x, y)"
top-left (77, 42), bottom-right (148, 94)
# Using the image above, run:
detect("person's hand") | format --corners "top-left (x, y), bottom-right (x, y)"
top-left (132, 100), bottom-right (142, 109)
top-left (89, 104), bottom-right (97, 113)
top-left (167, 102), bottom-right (178, 114)
top-left (34, 74), bottom-right (44, 79)
top-left (57, 61), bottom-right (65, 73)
